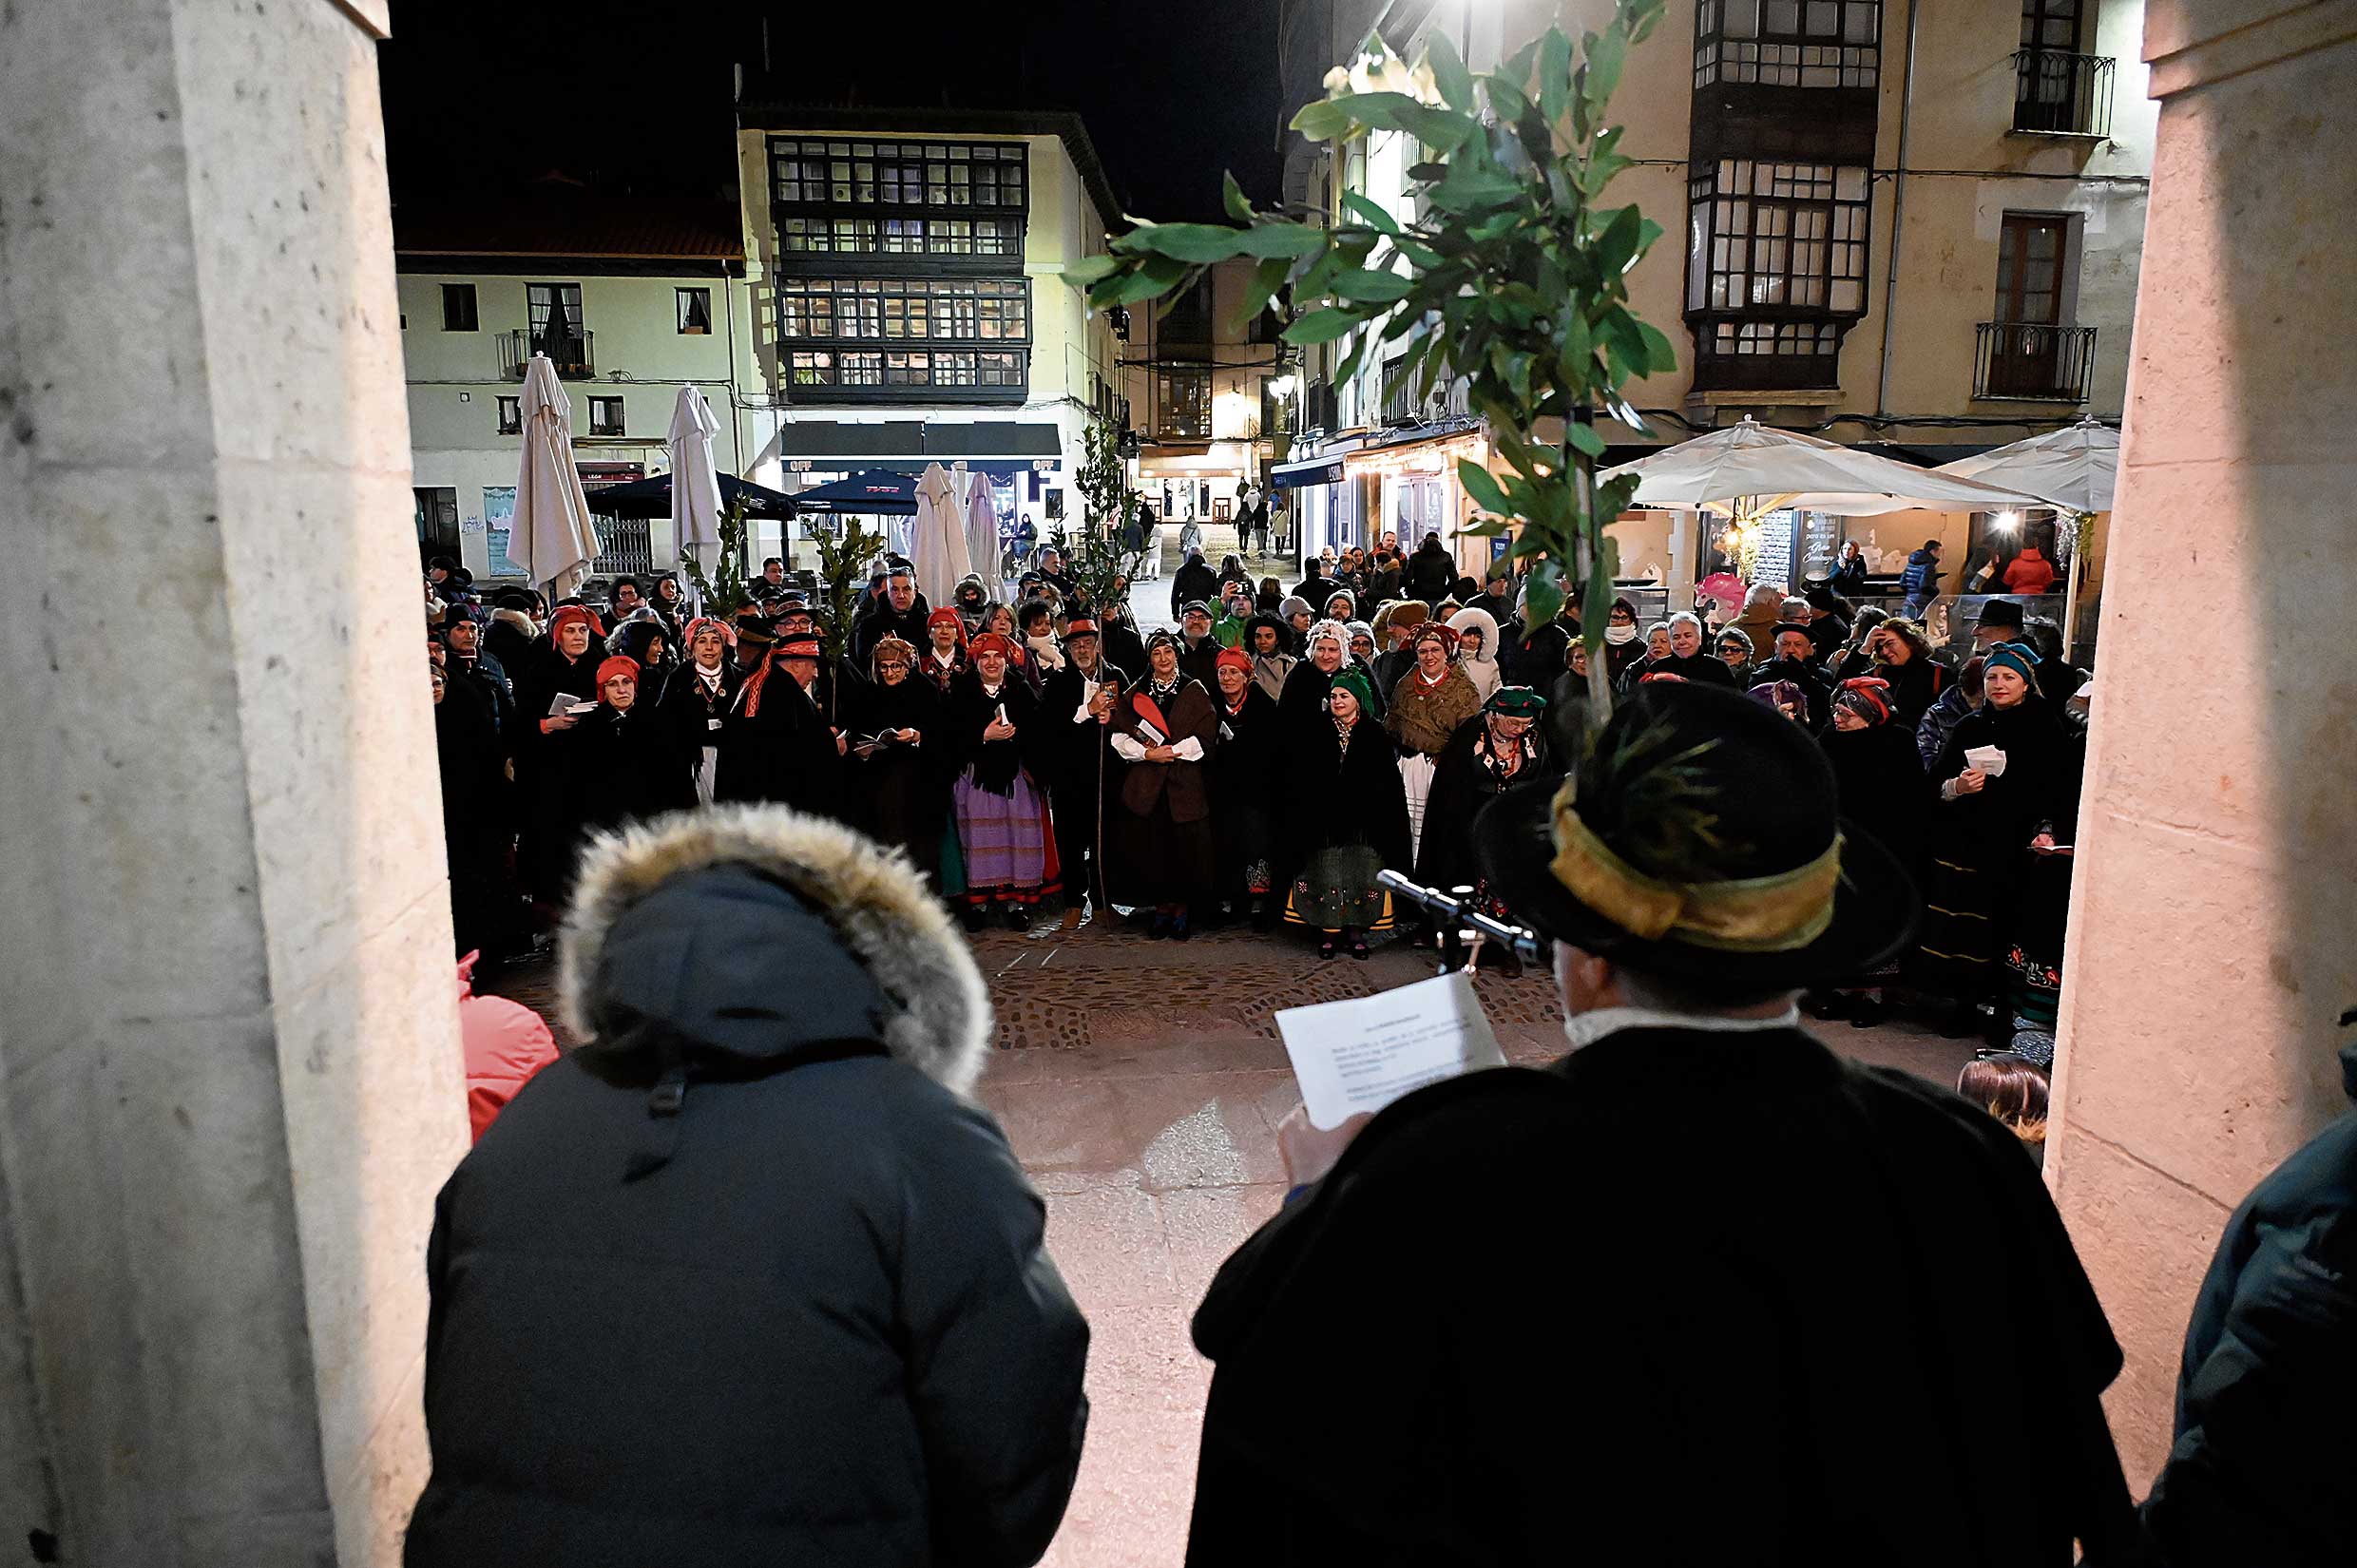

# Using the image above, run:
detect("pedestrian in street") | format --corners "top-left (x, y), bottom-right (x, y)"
top-left (1403, 532), bottom-right (1456, 602)
top-left (406, 806), bottom-right (1091, 1568)
top-left (2003, 541), bottom-right (2058, 595)
top-left (1183, 679), bottom-right (2145, 1567)
top-left (1901, 538), bottom-right (1945, 620)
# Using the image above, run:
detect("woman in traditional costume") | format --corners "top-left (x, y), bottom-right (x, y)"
top-left (947, 632), bottom-right (1059, 930)
top-left (1108, 630), bottom-right (1219, 939)
top-left (1280, 669), bottom-right (1411, 960)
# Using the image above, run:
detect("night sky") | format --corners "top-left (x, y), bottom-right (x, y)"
top-left (378, 0), bottom-right (1285, 223)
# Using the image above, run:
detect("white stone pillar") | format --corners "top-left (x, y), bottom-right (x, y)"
top-left (2046, 0), bottom-right (2357, 1487)
top-left (0, 1), bottom-right (469, 1563)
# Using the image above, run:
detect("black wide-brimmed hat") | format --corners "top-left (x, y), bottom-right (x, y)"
top-left (1474, 681), bottom-right (1919, 987)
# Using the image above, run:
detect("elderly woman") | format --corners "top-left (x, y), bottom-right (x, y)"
top-left (1277, 618), bottom-right (1351, 726)
top-left (654, 616), bottom-right (741, 805)
top-left (1385, 621), bottom-right (1482, 865)
top-left (1109, 629), bottom-right (1220, 939)
top-left (511, 604), bottom-right (606, 905)
top-left (847, 635), bottom-right (949, 883)
top-left (1207, 646), bottom-right (1282, 929)
top-left (1446, 606), bottom-right (1503, 702)
top-left (1415, 686), bottom-right (1562, 968)
top-left (1618, 619), bottom-right (1675, 689)
top-left (1715, 626), bottom-right (1755, 687)
top-left (919, 607), bottom-right (968, 693)
top-left (947, 632), bottom-right (1060, 931)
top-left (566, 655), bottom-right (689, 856)
top-left (1279, 669), bottom-right (1411, 960)
top-left (1866, 616), bottom-right (1946, 727)
top-left (1910, 640), bottom-right (2069, 1040)
top-left (1803, 674), bottom-right (1937, 1024)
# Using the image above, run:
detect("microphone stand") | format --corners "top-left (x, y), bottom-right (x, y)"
top-left (1374, 870), bottom-right (1548, 972)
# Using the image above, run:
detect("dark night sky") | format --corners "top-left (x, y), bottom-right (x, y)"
top-left (378, 0), bottom-right (1285, 223)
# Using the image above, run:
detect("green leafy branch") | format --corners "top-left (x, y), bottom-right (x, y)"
top-left (680, 497), bottom-right (757, 617)
top-left (1064, 0), bottom-right (1672, 724)
top-left (1064, 413), bottom-right (1137, 621)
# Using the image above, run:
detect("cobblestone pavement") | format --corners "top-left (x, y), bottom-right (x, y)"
top-left (484, 910), bottom-right (1973, 1568)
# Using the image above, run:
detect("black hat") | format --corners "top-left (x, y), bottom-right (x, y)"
top-left (1803, 583), bottom-right (1849, 614)
top-left (1474, 682), bottom-right (1918, 987)
top-left (1973, 598), bottom-right (2025, 633)
top-left (1770, 621), bottom-right (1815, 642)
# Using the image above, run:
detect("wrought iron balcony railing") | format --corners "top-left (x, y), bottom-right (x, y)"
top-left (1975, 321), bottom-right (2097, 403)
top-left (500, 328), bottom-right (596, 381)
top-left (2011, 49), bottom-right (2115, 137)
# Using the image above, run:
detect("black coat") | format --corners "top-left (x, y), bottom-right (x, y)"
top-left (653, 660), bottom-right (742, 794)
top-left (1036, 658), bottom-right (1129, 800)
top-left (714, 664), bottom-right (844, 821)
top-left (845, 674), bottom-right (950, 879)
top-left (1402, 543), bottom-right (1455, 602)
top-left (510, 643), bottom-right (604, 898)
top-left (2142, 1041), bottom-right (2357, 1567)
top-left (851, 599), bottom-right (935, 669)
top-left (1173, 556), bottom-right (1218, 608)
top-left (1821, 717), bottom-right (1934, 879)
top-left (1414, 713), bottom-right (1563, 893)
top-left (1207, 681), bottom-right (1281, 890)
top-left (1185, 1027), bottom-right (2142, 1567)
top-left (407, 826), bottom-right (1089, 1568)
top-left (567, 704), bottom-right (693, 834)
top-left (1278, 712), bottom-right (1411, 874)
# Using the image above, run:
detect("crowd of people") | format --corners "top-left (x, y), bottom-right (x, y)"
top-left (427, 526), bottom-right (2094, 1077)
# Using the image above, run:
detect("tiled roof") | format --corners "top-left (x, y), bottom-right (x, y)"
top-left (393, 192), bottom-right (742, 260)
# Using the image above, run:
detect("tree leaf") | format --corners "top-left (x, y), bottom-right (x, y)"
top-left (1457, 459), bottom-right (1510, 514)
top-left (1523, 558), bottom-right (1565, 632)
top-left (1222, 170), bottom-right (1255, 224)
top-left (1236, 223), bottom-right (1330, 260)
top-left (1063, 254), bottom-right (1121, 288)
top-left (1565, 421), bottom-right (1607, 458)
top-left (1333, 267), bottom-right (1414, 304)
top-left (1291, 99), bottom-right (1355, 141)
top-left (1636, 320), bottom-right (1679, 377)
top-left (1341, 190), bottom-right (1400, 236)
top-left (1584, 22), bottom-right (1628, 114)
top-left (1104, 254), bottom-right (1190, 306)
top-left (1126, 222), bottom-right (1261, 263)
top-left (1426, 31), bottom-right (1475, 111)
top-left (1282, 307), bottom-right (1362, 345)
top-left (1228, 255), bottom-right (1292, 335)
top-left (1539, 29), bottom-right (1573, 128)
top-left (1595, 204), bottom-right (1644, 277)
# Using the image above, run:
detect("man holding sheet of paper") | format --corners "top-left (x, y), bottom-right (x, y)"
top-left (1183, 681), bottom-right (2146, 1568)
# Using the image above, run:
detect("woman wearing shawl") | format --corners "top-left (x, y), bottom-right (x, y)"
top-left (1413, 687), bottom-right (1562, 969)
top-left (947, 632), bottom-right (1061, 931)
top-left (653, 616), bottom-right (741, 806)
top-left (1280, 668), bottom-right (1411, 961)
top-left (510, 604), bottom-right (605, 904)
top-left (977, 602), bottom-right (1043, 698)
top-left (1242, 613), bottom-right (1296, 702)
top-left (919, 607), bottom-right (968, 693)
top-left (1108, 630), bottom-right (1219, 939)
top-left (846, 635), bottom-right (950, 884)
top-left (1446, 606), bottom-right (1503, 703)
top-left (560, 657), bottom-right (690, 898)
top-left (1207, 646), bottom-right (1283, 929)
top-left (1909, 640), bottom-right (2070, 1040)
top-left (1385, 622), bottom-right (1483, 863)
top-left (1809, 676), bottom-right (1936, 1025)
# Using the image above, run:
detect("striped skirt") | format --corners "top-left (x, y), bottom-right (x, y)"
top-left (953, 770), bottom-right (1061, 905)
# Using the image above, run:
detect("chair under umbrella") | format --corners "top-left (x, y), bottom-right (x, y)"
top-left (508, 354), bottom-right (601, 602)
top-left (1937, 418), bottom-right (2120, 655)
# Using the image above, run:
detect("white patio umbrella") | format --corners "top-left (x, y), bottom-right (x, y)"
top-left (509, 354), bottom-right (601, 602)
top-left (1937, 418), bottom-right (2119, 655)
top-left (963, 468), bottom-right (1001, 586)
top-left (909, 461), bottom-right (970, 606)
top-left (1603, 417), bottom-right (2053, 521)
top-left (666, 385), bottom-right (724, 608)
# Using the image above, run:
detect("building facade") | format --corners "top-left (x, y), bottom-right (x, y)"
top-left (1274, 0), bottom-right (2152, 621)
top-left (1121, 258), bottom-right (1293, 529)
top-left (730, 108), bottom-right (1128, 564)
top-left (395, 192), bottom-right (754, 583)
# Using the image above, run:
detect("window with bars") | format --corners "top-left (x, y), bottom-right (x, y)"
top-left (770, 138), bottom-right (1028, 212)
top-left (1157, 370), bottom-right (1211, 440)
top-left (776, 277), bottom-right (1030, 343)
top-left (1694, 0), bottom-right (1881, 89)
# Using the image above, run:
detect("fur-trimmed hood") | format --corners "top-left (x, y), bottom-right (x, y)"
top-left (560, 805), bottom-right (992, 1097)
top-left (490, 607), bottom-right (541, 639)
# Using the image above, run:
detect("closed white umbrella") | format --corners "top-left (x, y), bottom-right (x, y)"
top-left (1937, 419), bottom-right (2119, 656)
top-left (1605, 417), bottom-right (2051, 521)
top-left (909, 462), bottom-right (970, 606)
top-left (666, 385), bottom-right (724, 603)
top-left (964, 468), bottom-right (1001, 587)
top-left (510, 355), bottom-right (601, 601)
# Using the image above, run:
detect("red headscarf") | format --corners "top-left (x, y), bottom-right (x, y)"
top-left (681, 616), bottom-right (734, 651)
top-left (549, 605), bottom-right (604, 643)
top-left (595, 655), bottom-right (641, 698)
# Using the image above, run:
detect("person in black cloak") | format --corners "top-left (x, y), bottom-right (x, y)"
top-left (1183, 679), bottom-right (2147, 1568)
top-left (1034, 614), bottom-right (1127, 932)
top-left (946, 632), bottom-right (1061, 932)
top-left (431, 660), bottom-right (514, 963)
top-left (1274, 619), bottom-right (1349, 732)
top-left (654, 617), bottom-right (742, 807)
top-left (1807, 675), bottom-right (1936, 1025)
top-left (1412, 686), bottom-right (1563, 970)
top-left (1206, 647), bottom-right (1282, 929)
top-left (844, 635), bottom-right (949, 884)
top-left (1277, 668), bottom-right (1411, 961)
top-left (566, 657), bottom-right (694, 863)
top-left (483, 588), bottom-right (543, 675)
top-left (442, 615), bottom-right (515, 741)
top-left (1908, 639), bottom-right (2069, 1040)
top-left (510, 604), bottom-right (606, 905)
top-left (1108, 630), bottom-right (1220, 940)
top-left (714, 635), bottom-right (847, 823)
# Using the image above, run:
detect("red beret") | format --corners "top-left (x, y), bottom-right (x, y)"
top-left (1216, 647), bottom-right (1254, 675)
top-left (595, 656), bottom-right (640, 690)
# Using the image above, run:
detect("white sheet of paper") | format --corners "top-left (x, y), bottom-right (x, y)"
top-left (1275, 972), bottom-right (1508, 1130)
top-left (1964, 744), bottom-right (2008, 777)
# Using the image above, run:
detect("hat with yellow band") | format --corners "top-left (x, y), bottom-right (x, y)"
top-left (1472, 681), bottom-right (1919, 985)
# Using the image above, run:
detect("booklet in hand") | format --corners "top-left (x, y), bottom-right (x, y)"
top-left (1274, 972), bottom-right (1508, 1130)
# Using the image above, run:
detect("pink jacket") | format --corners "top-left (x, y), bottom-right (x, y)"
top-left (456, 952), bottom-right (559, 1142)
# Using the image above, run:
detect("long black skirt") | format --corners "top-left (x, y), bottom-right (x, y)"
top-left (1115, 800), bottom-right (1215, 908)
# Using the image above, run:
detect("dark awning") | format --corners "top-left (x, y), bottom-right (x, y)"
top-left (1271, 455), bottom-right (1345, 488)
top-left (583, 471), bottom-right (798, 519)
top-left (774, 418), bottom-right (1064, 467)
top-left (787, 469), bottom-right (920, 515)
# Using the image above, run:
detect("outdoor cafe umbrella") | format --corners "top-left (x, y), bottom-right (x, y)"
top-left (509, 354), bottom-right (601, 602)
top-left (667, 385), bottom-right (724, 604)
top-left (1603, 417), bottom-right (2051, 524)
top-left (1937, 418), bottom-right (2120, 655)
top-left (581, 470), bottom-right (800, 521)
top-left (963, 468), bottom-right (1001, 585)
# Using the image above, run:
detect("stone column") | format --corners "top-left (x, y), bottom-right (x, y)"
top-left (2046, 0), bottom-right (2357, 1486)
top-left (0, 1), bottom-right (469, 1563)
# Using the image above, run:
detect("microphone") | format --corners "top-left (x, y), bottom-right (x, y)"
top-left (1375, 870), bottom-right (1548, 966)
